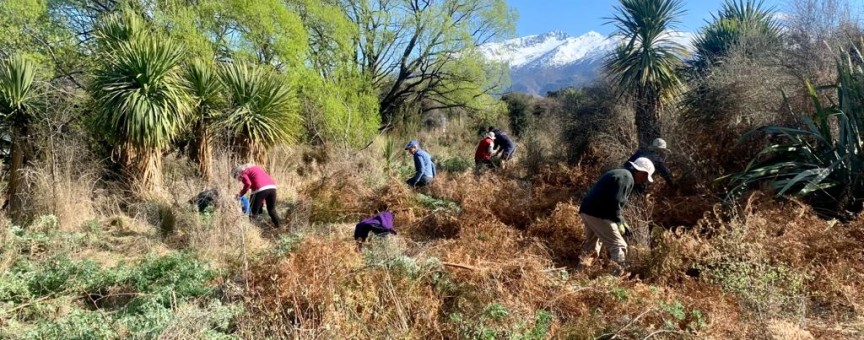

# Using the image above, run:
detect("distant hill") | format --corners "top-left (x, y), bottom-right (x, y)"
top-left (479, 31), bottom-right (694, 96)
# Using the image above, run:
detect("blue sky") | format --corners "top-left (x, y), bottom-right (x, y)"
top-left (508, 0), bottom-right (789, 37)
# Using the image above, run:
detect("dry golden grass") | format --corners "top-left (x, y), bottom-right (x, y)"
top-left (23, 143), bottom-right (101, 231)
top-left (8, 136), bottom-right (864, 339)
top-left (230, 154), bottom-right (864, 338)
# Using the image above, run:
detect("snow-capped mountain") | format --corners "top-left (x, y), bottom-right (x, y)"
top-left (480, 31), bottom-right (693, 96)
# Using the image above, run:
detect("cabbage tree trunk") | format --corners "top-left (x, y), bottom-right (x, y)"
top-left (121, 145), bottom-right (162, 194)
top-left (635, 92), bottom-right (662, 148)
top-left (191, 121), bottom-right (212, 181)
top-left (7, 126), bottom-right (29, 222)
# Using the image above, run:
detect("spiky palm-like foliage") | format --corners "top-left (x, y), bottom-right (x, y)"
top-left (93, 8), bottom-right (148, 48)
top-left (219, 62), bottom-right (300, 162)
top-left (605, 0), bottom-right (686, 147)
top-left (183, 59), bottom-right (223, 181)
top-left (0, 55), bottom-right (38, 221)
top-left (726, 45), bottom-right (864, 217)
top-left (91, 37), bottom-right (190, 191)
top-left (692, 0), bottom-right (782, 71)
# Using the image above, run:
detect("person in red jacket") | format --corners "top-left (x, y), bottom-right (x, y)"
top-left (474, 131), bottom-right (496, 172)
top-left (232, 164), bottom-right (281, 228)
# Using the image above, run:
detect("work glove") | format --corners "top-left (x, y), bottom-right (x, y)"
top-left (619, 222), bottom-right (633, 237)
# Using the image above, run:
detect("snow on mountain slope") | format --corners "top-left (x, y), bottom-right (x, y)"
top-left (526, 31), bottom-right (615, 68)
top-left (481, 30), bottom-right (694, 95)
top-left (479, 31), bottom-right (570, 68)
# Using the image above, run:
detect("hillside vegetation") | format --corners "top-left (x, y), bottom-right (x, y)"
top-left (2, 0), bottom-right (864, 339)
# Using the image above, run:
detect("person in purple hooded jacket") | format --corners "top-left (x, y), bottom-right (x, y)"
top-left (354, 209), bottom-right (397, 252)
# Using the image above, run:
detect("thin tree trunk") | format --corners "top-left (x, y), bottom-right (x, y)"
top-left (7, 127), bottom-right (27, 223)
top-left (634, 95), bottom-right (662, 148)
top-left (251, 142), bottom-right (265, 165)
top-left (194, 122), bottom-right (212, 182)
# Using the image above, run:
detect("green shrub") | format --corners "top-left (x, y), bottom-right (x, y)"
top-left (416, 193), bottom-right (461, 213)
top-left (112, 252), bottom-right (216, 306)
top-left (703, 261), bottom-right (807, 315)
top-left (502, 92), bottom-right (534, 137)
top-left (484, 303), bottom-right (510, 321)
top-left (659, 300), bottom-right (706, 333)
top-left (438, 156), bottom-right (473, 173)
top-left (1, 251), bottom-right (234, 338)
top-left (397, 164), bottom-right (415, 179)
top-left (383, 137), bottom-right (398, 174)
top-left (17, 299), bottom-right (242, 340)
top-left (2, 217), bottom-right (91, 259)
top-left (448, 305), bottom-right (555, 340)
top-left (28, 310), bottom-right (115, 340)
top-left (0, 255), bottom-right (104, 303)
top-left (0, 271), bottom-right (30, 303)
top-left (274, 232), bottom-right (305, 256)
top-left (27, 256), bottom-right (103, 296)
top-left (526, 310), bottom-right (554, 340)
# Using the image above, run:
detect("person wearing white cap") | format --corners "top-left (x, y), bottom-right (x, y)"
top-left (578, 157), bottom-right (655, 275)
top-left (625, 138), bottom-right (672, 191)
top-left (474, 131), bottom-right (496, 172)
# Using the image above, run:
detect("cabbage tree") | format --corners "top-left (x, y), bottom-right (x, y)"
top-left (605, 0), bottom-right (686, 147)
top-left (692, 0), bottom-right (782, 72)
top-left (91, 37), bottom-right (190, 191)
top-left (183, 59), bottom-right (223, 181)
top-left (219, 62), bottom-right (300, 162)
top-left (0, 56), bottom-right (38, 220)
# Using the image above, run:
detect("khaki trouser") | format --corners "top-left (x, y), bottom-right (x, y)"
top-left (580, 213), bottom-right (628, 265)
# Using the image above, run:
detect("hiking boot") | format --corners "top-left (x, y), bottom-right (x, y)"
top-left (609, 262), bottom-right (630, 277)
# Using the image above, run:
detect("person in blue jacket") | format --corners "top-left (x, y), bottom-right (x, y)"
top-left (404, 140), bottom-right (436, 188)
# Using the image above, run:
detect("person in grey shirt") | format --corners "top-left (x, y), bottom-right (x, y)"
top-left (625, 138), bottom-right (672, 192)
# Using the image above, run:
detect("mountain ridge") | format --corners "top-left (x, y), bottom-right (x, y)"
top-left (480, 31), bottom-right (693, 96)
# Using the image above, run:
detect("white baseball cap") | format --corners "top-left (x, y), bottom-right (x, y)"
top-left (652, 138), bottom-right (667, 150)
top-left (629, 157), bottom-right (655, 182)
top-left (486, 132), bottom-right (496, 139)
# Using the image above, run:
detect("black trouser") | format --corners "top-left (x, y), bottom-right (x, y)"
top-left (501, 146), bottom-right (516, 160)
top-left (354, 223), bottom-right (391, 241)
top-left (250, 188), bottom-right (280, 228)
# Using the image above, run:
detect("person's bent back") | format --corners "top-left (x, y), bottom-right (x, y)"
top-left (578, 157), bottom-right (655, 275)
top-left (404, 140), bottom-right (436, 188)
top-left (489, 126), bottom-right (517, 169)
top-left (474, 132), bottom-right (496, 171)
top-left (233, 164), bottom-right (282, 228)
top-left (354, 211), bottom-right (397, 252)
top-left (625, 138), bottom-right (672, 190)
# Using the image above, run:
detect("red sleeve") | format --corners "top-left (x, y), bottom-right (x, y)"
top-left (238, 173), bottom-right (252, 196)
